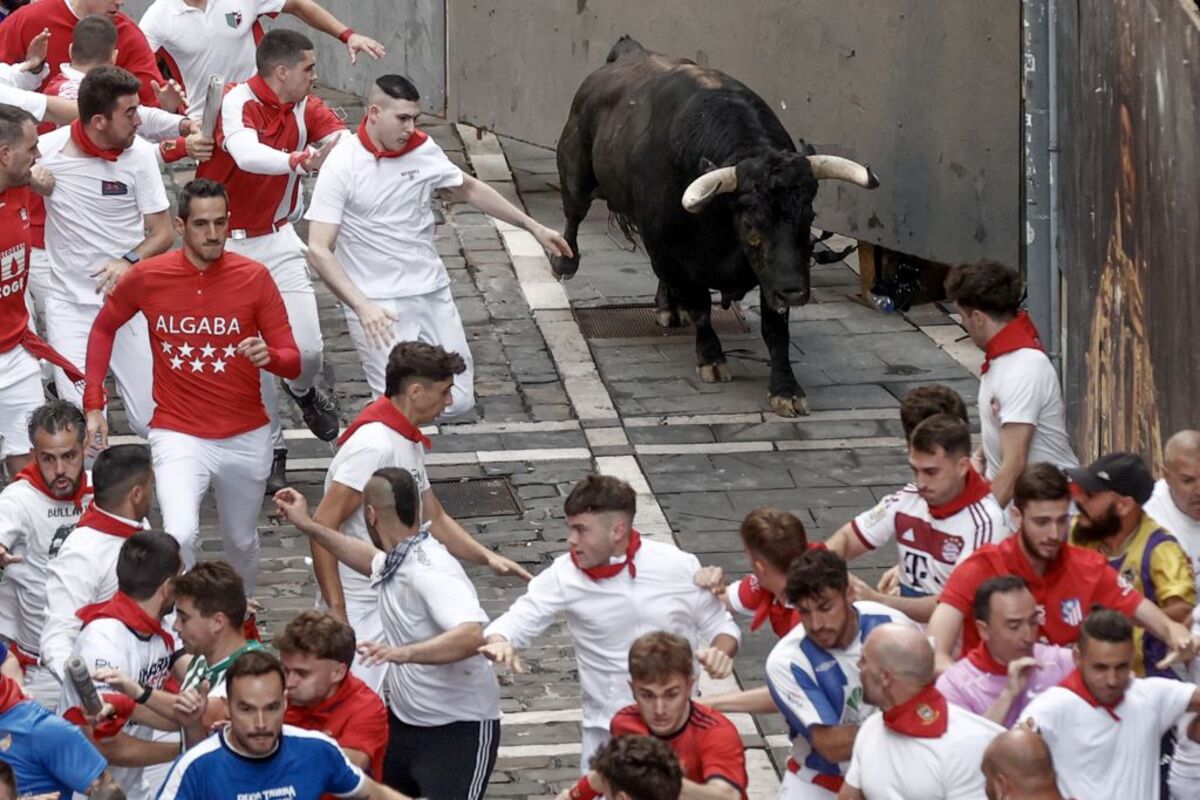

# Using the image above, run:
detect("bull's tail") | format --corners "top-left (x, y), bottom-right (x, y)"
top-left (607, 211), bottom-right (641, 251)
top-left (606, 35), bottom-right (644, 63)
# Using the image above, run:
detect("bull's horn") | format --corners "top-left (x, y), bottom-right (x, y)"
top-left (682, 166), bottom-right (738, 212)
top-left (807, 155), bottom-right (880, 189)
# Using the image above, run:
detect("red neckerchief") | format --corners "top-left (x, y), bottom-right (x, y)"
top-left (246, 75), bottom-right (297, 139)
top-left (928, 468), bottom-right (992, 520)
top-left (0, 674), bottom-right (26, 715)
top-left (356, 118), bottom-right (428, 159)
top-left (69, 119), bottom-right (125, 162)
top-left (965, 642), bottom-right (1009, 676)
top-left (76, 591), bottom-right (174, 650)
top-left (883, 684), bottom-right (949, 738)
top-left (1059, 669), bottom-right (1121, 721)
top-left (572, 530), bottom-right (642, 580)
top-left (18, 329), bottom-right (85, 384)
top-left (284, 672), bottom-right (361, 730)
top-left (13, 461), bottom-right (90, 509)
top-left (63, 693), bottom-right (136, 739)
top-left (336, 397), bottom-right (431, 449)
top-left (981, 312), bottom-right (1044, 374)
top-left (76, 503), bottom-right (141, 539)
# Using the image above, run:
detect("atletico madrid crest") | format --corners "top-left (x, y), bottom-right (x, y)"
top-left (1060, 597), bottom-right (1083, 626)
top-left (226, 11), bottom-right (243, 28)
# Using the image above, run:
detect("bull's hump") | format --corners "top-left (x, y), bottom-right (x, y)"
top-left (641, 53), bottom-right (726, 90)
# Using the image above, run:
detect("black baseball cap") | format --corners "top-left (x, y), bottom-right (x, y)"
top-left (1066, 452), bottom-right (1155, 505)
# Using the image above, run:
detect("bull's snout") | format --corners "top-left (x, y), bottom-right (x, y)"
top-left (778, 286), bottom-right (811, 306)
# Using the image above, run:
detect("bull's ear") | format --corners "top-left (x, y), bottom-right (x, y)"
top-left (796, 138), bottom-right (818, 156)
top-left (698, 157), bottom-right (720, 174)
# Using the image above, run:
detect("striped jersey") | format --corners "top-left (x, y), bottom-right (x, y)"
top-left (180, 639), bottom-right (265, 699)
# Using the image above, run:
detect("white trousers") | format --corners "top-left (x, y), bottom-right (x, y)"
top-left (149, 424), bottom-right (271, 593)
top-left (346, 599), bottom-right (387, 694)
top-left (580, 725), bottom-right (611, 775)
top-left (22, 663), bottom-right (61, 711)
top-left (43, 294), bottom-right (155, 438)
top-left (226, 226), bottom-right (324, 449)
top-left (778, 770), bottom-right (838, 800)
top-left (0, 346), bottom-right (42, 459)
top-left (343, 285), bottom-right (475, 418)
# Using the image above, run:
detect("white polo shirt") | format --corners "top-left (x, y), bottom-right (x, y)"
top-left (304, 133), bottom-right (464, 299)
top-left (372, 531), bottom-right (500, 727)
top-left (38, 128), bottom-right (169, 306)
top-left (0, 479), bottom-right (89, 655)
top-left (1145, 479), bottom-right (1200, 577)
top-left (485, 539), bottom-right (742, 731)
top-left (1024, 677), bottom-right (1194, 800)
top-left (138, 0), bottom-right (285, 119)
top-left (844, 702), bottom-right (1002, 799)
top-left (979, 347), bottom-right (1078, 478)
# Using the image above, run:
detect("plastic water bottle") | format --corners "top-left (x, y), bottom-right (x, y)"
top-left (868, 292), bottom-right (895, 313)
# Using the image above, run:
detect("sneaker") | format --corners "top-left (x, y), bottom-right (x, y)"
top-left (285, 385), bottom-right (340, 442)
top-left (265, 448), bottom-right (287, 495)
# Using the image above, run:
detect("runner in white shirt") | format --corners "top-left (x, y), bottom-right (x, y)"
top-left (1145, 430), bottom-right (1200, 573)
top-left (40, 443), bottom-right (153, 686)
top-left (39, 66), bottom-right (172, 436)
top-left (0, 400), bottom-right (92, 707)
top-left (139, 0), bottom-right (385, 120)
top-left (1022, 608), bottom-right (1200, 800)
top-left (305, 74), bottom-right (571, 417)
top-left (944, 261), bottom-right (1078, 507)
top-left (273, 469), bottom-right (501, 800)
top-left (479, 475), bottom-right (742, 772)
top-left (826, 413), bottom-right (1011, 622)
top-left (763, 549), bottom-right (918, 799)
top-left (842, 623), bottom-right (1003, 800)
top-left (64, 531), bottom-right (184, 800)
top-left (311, 341), bottom-right (530, 692)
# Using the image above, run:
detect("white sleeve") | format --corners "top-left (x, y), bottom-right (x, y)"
top-left (330, 439), bottom-right (392, 494)
top-left (220, 85), bottom-right (304, 175)
top-left (765, 647), bottom-right (839, 737)
top-left (138, 5), bottom-right (165, 53)
top-left (0, 62), bottom-right (48, 91)
top-left (483, 565), bottom-right (567, 647)
top-left (1019, 690), bottom-right (1061, 738)
top-left (688, 555), bottom-right (741, 646)
top-left (851, 491), bottom-right (903, 549)
top-left (303, 153), bottom-right (349, 224)
top-left (0, 83), bottom-right (46, 121)
top-left (992, 356), bottom-right (1052, 427)
top-left (1151, 678), bottom-right (1198, 735)
top-left (137, 107), bottom-right (184, 142)
top-left (844, 722), bottom-right (866, 789)
top-left (39, 547), bottom-right (100, 677)
top-left (0, 490), bottom-right (30, 551)
top-left (133, 146), bottom-right (170, 214)
top-left (255, 0), bottom-right (286, 15)
top-left (430, 149), bottom-right (465, 190)
top-left (416, 563), bottom-right (489, 632)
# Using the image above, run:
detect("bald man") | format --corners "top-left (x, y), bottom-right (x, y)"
top-left (839, 624), bottom-right (1003, 800)
top-left (981, 728), bottom-right (1063, 800)
top-left (1146, 430), bottom-right (1200, 575)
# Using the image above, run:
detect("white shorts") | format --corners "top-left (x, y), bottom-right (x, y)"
top-left (580, 726), bottom-right (610, 775)
top-left (343, 284), bottom-right (475, 418)
top-left (346, 598), bottom-right (387, 694)
top-left (0, 345), bottom-right (43, 459)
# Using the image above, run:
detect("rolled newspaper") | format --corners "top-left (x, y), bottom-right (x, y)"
top-left (66, 655), bottom-right (103, 715)
top-left (200, 74), bottom-right (226, 137)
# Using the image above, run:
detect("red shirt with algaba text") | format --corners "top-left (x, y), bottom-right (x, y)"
top-left (83, 249), bottom-right (299, 439)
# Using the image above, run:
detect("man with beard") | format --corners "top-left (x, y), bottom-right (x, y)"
top-left (927, 463), bottom-right (1196, 674)
top-left (1069, 452), bottom-right (1195, 677)
top-left (764, 549), bottom-right (917, 799)
top-left (0, 400), bottom-right (92, 707)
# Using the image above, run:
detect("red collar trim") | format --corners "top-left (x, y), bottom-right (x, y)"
top-left (356, 119), bottom-right (428, 159)
top-left (928, 468), bottom-right (992, 520)
top-left (69, 119), bottom-right (125, 162)
top-left (965, 643), bottom-right (1009, 676)
top-left (76, 591), bottom-right (174, 650)
top-left (246, 74), bottom-right (293, 113)
top-left (982, 312), bottom-right (1044, 374)
top-left (0, 675), bottom-right (25, 716)
top-left (77, 504), bottom-right (142, 539)
top-left (882, 684), bottom-right (949, 738)
top-left (337, 397), bottom-right (431, 449)
top-left (572, 530), bottom-right (642, 581)
top-left (13, 462), bottom-right (90, 509)
top-left (1059, 669), bottom-right (1121, 721)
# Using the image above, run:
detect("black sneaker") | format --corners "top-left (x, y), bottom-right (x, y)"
top-left (285, 385), bottom-right (340, 442)
top-left (265, 448), bottom-right (287, 495)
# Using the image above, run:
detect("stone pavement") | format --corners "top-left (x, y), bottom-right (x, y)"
top-left (13, 85), bottom-right (983, 798)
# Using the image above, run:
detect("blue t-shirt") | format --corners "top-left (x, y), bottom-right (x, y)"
top-left (0, 700), bottom-right (107, 795)
top-left (156, 724), bottom-right (365, 800)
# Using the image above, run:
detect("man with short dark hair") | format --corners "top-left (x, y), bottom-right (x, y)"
top-left (0, 400), bottom-right (92, 706)
top-left (935, 576), bottom-right (1073, 726)
top-left (590, 736), bottom-right (684, 800)
top-left (944, 261), bottom-right (1078, 506)
top-left (480, 474), bottom-right (741, 771)
top-left (156, 650), bottom-right (409, 800)
top-left (276, 610), bottom-right (388, 780)
top-left (981, 727), bottom-right (1064, 800)
top-left (197, 28), bottom-right (347, 481)
top-left (305, 73), bottom-right (570, 412)
top-left (308, 340), bottom-right (530, 691)
top-left (827, 413), bottom-right (1010, 622)
top-left (1069, 452), bottom-right (1195, 677)
top-left (1023, 609), bottom-right (1200, 800)
top-left (899, 384), bottom-right (970, 442)
top-left (84, 178), bottom-right (300, 589)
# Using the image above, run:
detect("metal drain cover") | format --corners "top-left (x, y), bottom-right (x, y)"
top-left (431, 477), bottom-right (521, 518)
top-left (574, 303), bottom-right (750, 339)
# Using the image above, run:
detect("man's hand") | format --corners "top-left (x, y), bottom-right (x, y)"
top-left (151, 78), bottom-right (188, 114)
top-left (1003, 656), bottom-right (1038, 697)
top-left (876, 564), bottom-right (901, 596)
top-left (305, 134), bottom-right (341, 173)
top-left (30, 164), bottom-right (55, 196)
top-left (90, 258), bottom-right (131, 296)
top-left (696, 646), bottom-right (734, 679)
top-left (478, 639), bottom-right (524, 674)
top-left (184, 131), bottom-right (215, 162)
top-left (273, 487), bottom-right (313, 528)
top-left (848, 573), bottom-right (881, 604)
top-left (86, 409), bottom-right (109, 453)
top-left (354, 301), bottom-right (399, 349)
top-left (237, 336), bottom-right (271, 367)
top-left (486, 552), bottom-right (533, 582)
top-left (174, 679), bottom-right (209, 729)
top-left (529, 223), bottom-right (573, 259)
top-left (91, 668), bottom-right (141, 699)
top-left (693, 565), bottom-right (727, 596)
top-left (0, 545), bottom-right (23, 569)
top-left (357, 640), bottom-right (407, 667)
top-left (345, 32), bottom-right (386, 65)
top-left (1155, 620), bottom-right (1199, 670)
top-left (21, 28), bottom-right (49, 72)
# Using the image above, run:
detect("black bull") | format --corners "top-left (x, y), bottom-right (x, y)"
top-left (552, 37), bottom-right (879, 417)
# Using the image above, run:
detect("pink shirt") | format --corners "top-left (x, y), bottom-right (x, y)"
top-left (936, 642), bottom-right (1075, 728)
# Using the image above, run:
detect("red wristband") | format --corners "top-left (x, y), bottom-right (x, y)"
top-left (569, 776), bottom-right (600, 800)
top-left (338, 27), bottom-right (355, 44)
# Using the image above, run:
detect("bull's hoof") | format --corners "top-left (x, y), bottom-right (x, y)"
top-left (769, 393), bottom-right (810, 418)
top-left (655, 308), bottom-right (693, 328)
top-left (697, 363), bottom-right (733, 383)
top-left (550, 255), bottom-right (579, 281)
